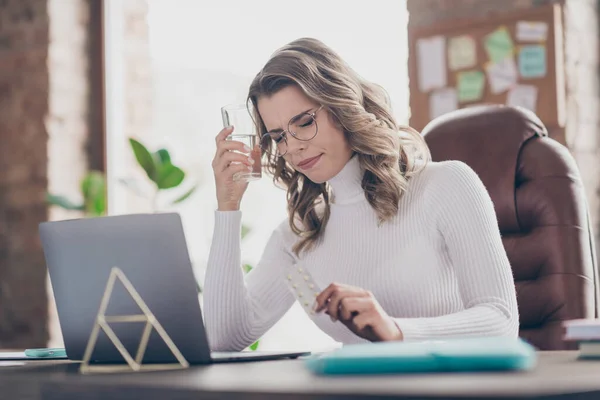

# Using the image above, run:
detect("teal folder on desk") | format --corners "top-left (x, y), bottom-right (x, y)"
top-left (305, 337), bottom-right (537, 375)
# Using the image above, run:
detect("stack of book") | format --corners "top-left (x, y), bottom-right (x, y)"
top-left (563, 319), bottom-right (600, 358)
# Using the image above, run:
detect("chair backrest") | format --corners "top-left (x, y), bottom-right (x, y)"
top-left (421, 105), bottom-right (599, 350)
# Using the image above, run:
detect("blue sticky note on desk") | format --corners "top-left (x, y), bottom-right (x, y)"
top-left (519, 45), bottom-right (546, 78)
top-left (305, 337), bottom-right (537, 375)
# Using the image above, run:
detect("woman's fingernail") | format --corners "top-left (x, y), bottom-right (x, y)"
top-left (247, 166), bottom-right (253, 172)
top-left (243, 144), bottom-right (251, 151)
top-left (248, 156), bottom-right (254, 164)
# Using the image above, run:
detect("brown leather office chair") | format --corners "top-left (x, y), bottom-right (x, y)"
top-left (421, 105), bottom-right (599, 350)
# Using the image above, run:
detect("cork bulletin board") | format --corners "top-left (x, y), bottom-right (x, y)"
top-left (407, 3), bottom-right (566, 139)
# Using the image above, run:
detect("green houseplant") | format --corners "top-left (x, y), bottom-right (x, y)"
top-left (125, 138), bottom-right (197, 211)
top-left (46, 171), bottom-right (107, 217)
top-left (46, 138), bottom-right (197, 216)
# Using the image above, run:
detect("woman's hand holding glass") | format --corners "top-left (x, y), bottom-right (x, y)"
top-left (212, 126), bottom-right (258, 211)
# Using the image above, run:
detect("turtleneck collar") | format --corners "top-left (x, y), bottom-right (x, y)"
top-left (327, 154), bottom-right (365, 205)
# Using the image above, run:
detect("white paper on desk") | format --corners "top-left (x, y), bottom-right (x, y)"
top-left (0, 352), bottom-right (27, 360)
top-left (417, 36), bottom-right (447, 92)
top-left (429, 88), bottom-right (458, 119)
top-left (516, 21), bottom-right (548, 42)
top-left (486, 57), bottom-right (518, 94)
top-left (507, 84), bottom-right (538, 112)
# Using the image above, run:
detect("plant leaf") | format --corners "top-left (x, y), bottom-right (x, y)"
top-left (46, 193), bottom-right (85, 211)
top-left (249, 340), bottom-right (259, 351)
top-left (171, 184), bottom-right (198, 205)
top-left (242, 264), bottom-right (253, 274)
top-left (129, 138), bottom-right (157, 183)
top-left (241, 224), bottom-right (251, 240)
top-left (89, 196), bottom-right (106, 216)
top-left (80, 171), bottom-right (107, 216)
top-left (92, 179), bottom-right (106, 215)
top-left (156, 164), bottom-right (185, 189)
top-left (155, 148), bottom-right (171, 165)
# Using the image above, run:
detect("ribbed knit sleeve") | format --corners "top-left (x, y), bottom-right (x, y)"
top-left (202, 211), bottom-right (295, 351)
top-left (393, 161), bottom-right (519, 341)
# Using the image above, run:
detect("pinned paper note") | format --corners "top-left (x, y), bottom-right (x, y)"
top-left (516, 21), bottom-right (548, 42)
top-left (429, 88), bottom-right (458, 119)
top-left (448, 35), bottom-right (477, 71)
top-left (507, 84), bottom-right (538, 112)
top-left (484, 26), bottom-right (514, 63)
top-left (519, 45), bottom-right (546, 78)
top-left (457, 70), bottom-right (485, 103)
top-left (486, 57), bottom-right (518, 94)
top-left (416, 36), bottom-right (447, 92)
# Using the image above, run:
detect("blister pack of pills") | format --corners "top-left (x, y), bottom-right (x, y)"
top-left (285, 265), bottom-right (322, 317)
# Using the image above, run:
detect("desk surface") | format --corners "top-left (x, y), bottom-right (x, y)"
top-left (1, 351), bottom-right (600, 400)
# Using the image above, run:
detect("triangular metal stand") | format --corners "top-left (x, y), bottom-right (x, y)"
top-left (79, 267), bottom-right (189, 374)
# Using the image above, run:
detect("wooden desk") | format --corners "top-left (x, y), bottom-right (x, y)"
top-left (0, 351), bottom-right (599, 399)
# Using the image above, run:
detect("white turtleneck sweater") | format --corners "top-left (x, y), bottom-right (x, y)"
top-left (203, 156), bottom-right (519, 351)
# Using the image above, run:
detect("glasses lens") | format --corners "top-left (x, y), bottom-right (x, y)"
top-left (260, 133), bottom-right (286, 157)
top-left (288, 113), bottom-right (317, 141)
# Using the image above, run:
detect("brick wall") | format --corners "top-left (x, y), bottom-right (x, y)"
top-left (45, 0), bottom-right (95, 349)
top-left (47, 0), bottom-right (90, 223)
top-left (0, 0), bottom-right (50, 348)
top-left (407, 0), bottom-right (600, 253)
top-left (123, 0), bottom-right (152, 143)
top-left (112, 0), bottom-right (154, 214)
top-left (0, 0), bottom-right (103, 348)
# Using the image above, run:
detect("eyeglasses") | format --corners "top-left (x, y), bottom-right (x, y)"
top-left (260, 105), bottom-right (324, 158)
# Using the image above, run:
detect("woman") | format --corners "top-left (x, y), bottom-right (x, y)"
top-left (204, 38), bottom-right (519, 351)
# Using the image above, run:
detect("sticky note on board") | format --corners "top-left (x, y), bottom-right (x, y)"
top-left (485, 57), bottom-right (518, 94)
top-left (448, 35), bottom-right (477, 70)
top-left (484, 26), bottom-right (514, 63)
top-left (519, 45), bottom-right (546, 78)
top-left (429, 88), bottom-right (458, 119)
top-left (507, 84), bottom-right (538, 113)
top-left (457, 70), bottom-right (485, 103)
top-left (416, 36), bottom-right (447, 92)
top-left (516, 21), bottom-right (548, 42)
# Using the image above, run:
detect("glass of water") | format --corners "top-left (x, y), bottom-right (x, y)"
top-left (221, 104), bottom-right (262, 182)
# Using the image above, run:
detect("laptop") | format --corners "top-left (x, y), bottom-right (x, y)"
top-left (39, 212), bottom-right (309, 365)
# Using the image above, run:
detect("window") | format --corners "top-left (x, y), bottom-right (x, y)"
top-left (104, 0), bottom-right (409, 351)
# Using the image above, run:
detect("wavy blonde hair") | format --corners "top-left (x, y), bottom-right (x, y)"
top-left (248, 38), bottom-right (430, 256)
